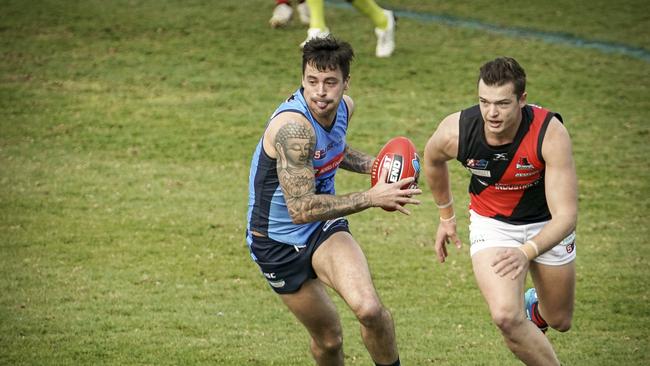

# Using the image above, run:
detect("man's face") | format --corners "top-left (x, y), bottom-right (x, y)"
top-left (478, 79), bottom-right (527, 140)
top-left (302, 62), bottom-right (349, 124)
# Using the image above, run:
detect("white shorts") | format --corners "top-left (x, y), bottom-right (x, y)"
top-left (469, 210), bottom-right (576, 266)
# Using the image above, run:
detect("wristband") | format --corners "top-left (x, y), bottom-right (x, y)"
top-left (440, 214), bottom-right (455, 222)
top-left (525, 240), bottom-right (540, 256)
top-left (518, 241), bottom-right (538, 261)
top-left (517, 246), bottom-right (530, 260)
top-left (436, 198), bottom-right (454, 209)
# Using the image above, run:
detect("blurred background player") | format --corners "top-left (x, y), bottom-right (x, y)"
top-left (270, 0), bottom-right (311, 28)
top-left (300, 0), bottom-right (396, 58)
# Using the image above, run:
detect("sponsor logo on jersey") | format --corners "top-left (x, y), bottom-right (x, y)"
top-left (515, 170), bottom-right (540, 178)
top-left (468, 168), bottom-right (491, 177)
top-left (314, 152), bottom-right (345, 177)
top-left (494, 179), bottom-right (541, 191)
top-left (516, 157), bottom-right (535, 170)
top-left (467, 158), bottom-right (489, 169)
top-left (314, 149), bottom-right (327, 160)
top-left (466, 158), bottom-right (491, 177)
top-left (313, 138), bottom-right (343, 160)
top-left (493, 153), bottom-right (509, 161)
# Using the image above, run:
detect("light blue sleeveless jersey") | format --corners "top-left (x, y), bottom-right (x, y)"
top-left (246, 88), bottom-right (349, 247)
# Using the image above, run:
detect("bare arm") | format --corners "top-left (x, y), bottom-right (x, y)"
top-left (491, 117), bottom-right (578, 280)
top-left (339, 145), bottom-right (373, 174)
top-left (272, 118), bottom-right (421, 224)
top-left (531, 117), bottom-right (578, 252)
top-left (424, 113), bottom-right (462, 263)
top-left (424, 113), bottom-right (460, 210)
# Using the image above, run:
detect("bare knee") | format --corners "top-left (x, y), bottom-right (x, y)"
top-left (354, 301), bottom-right (388, 328)
top-left (312, 332), bottom-right (343, 355)
top-left (491, 308), bottom-right (525, 337)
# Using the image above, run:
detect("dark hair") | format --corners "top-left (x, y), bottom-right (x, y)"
top-left (478, 57), bottom-right (526, 99)
top-left (302, 36), bottom-right (355, 80)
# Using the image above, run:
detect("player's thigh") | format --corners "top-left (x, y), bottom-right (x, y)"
top-left (529, 260), bottom-right (575, 316)
top-left (280, 278), bottom-right (342, 338)
top-left (312, 231), bottom-right (379, 308)
top-left (472, 247), bottom-right (527, 315)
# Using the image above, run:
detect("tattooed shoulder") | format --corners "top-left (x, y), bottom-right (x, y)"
top-left (275, 120), bottom-right (317, 198)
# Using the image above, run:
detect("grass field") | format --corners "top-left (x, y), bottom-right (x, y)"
top-left (1, 0), bottom-right (649, 364)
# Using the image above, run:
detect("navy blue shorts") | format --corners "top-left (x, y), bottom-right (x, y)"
top-left (249, 218), bottom-right (350, 294)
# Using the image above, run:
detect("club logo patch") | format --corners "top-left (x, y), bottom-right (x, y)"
top-left (516, 157), bottom-right (535, 170)
top-left (566, 242), bottom-right (575, 253)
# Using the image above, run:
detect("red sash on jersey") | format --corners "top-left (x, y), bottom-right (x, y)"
top-left (469, 106), bottom-right (550, 220)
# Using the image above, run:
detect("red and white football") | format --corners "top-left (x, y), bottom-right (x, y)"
top-left (370, 136), bottom-right (421, 189)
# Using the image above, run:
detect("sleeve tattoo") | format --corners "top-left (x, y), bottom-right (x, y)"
top-left (275, 122), bottom-right (371, 223)
top-left (339, 146), bottom-right (374, 174)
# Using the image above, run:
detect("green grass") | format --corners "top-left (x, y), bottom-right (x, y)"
top-left (1, 0), bottom-right (649, 364)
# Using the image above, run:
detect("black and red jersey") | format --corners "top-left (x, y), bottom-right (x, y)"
top-left (457, 104), bottom-right (562, 224)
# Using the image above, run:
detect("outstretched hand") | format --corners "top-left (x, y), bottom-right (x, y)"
top-left (434, 218), bottom-right (462, 263)
top-left (368, 168), bottom-right (421, 214)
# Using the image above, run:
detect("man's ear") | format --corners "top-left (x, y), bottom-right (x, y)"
top-left (519, 91), bottom-right (527, 107)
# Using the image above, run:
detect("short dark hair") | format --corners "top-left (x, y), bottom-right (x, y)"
top-left (478, 57), bottom-right (526, 99)
top-left (302, 36), bottom-right (355, 80)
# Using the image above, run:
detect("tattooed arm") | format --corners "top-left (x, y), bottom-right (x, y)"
top-left (339, 146), bottom-right (374, 174)
top-left (274, 119), bottom-right (372, 224)
top-left (270, 117), bottom-right (421, 224)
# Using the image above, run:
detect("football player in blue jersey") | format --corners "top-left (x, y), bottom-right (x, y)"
top-left (246, 36), bottom-right (419, 366)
